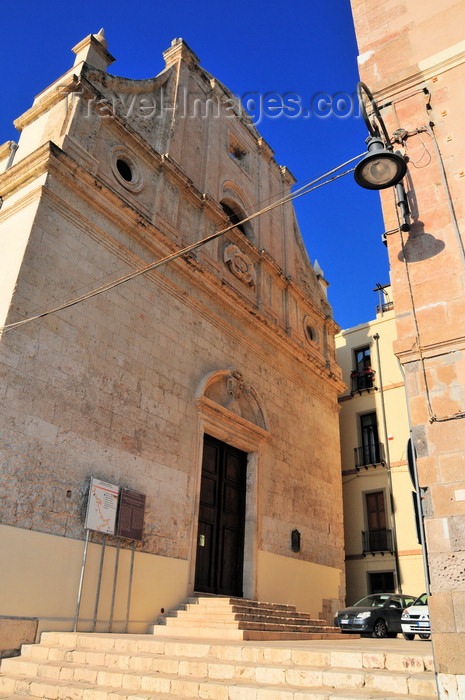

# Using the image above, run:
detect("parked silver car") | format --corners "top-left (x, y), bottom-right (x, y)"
top-left (401, 593), bottom-right (431, 640)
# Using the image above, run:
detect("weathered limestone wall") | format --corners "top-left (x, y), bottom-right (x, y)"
top-left (0, 34), bottom-right (345, 630)
top-left (351, 0), bottom-right (465, 693)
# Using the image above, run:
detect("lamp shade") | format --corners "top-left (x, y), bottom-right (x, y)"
top-left (354, 137), bottom-right (407, 190)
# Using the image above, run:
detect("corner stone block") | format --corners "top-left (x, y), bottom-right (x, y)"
top-left (452, 591), bottom-right (465, 632)
top-left (433, 632), bottom-right (465, 675)
top-left (424, 518), bottom-right (452, 554)
top-left (428, 592), bottom-right (456, 633)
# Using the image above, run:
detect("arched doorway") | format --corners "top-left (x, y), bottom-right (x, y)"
top-left (193, 369), bottom-right (270, 599)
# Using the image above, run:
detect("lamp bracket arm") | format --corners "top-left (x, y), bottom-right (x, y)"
top-left (357, 81), bottom-right (392, 147)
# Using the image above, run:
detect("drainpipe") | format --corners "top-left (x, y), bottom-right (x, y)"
top-left (373, 332), bottom-right (402, 593)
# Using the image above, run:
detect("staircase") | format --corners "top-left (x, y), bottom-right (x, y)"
top-left (0, 629), bottom-right (437, 699)
top-left (151, 595), bottom-right (355, 641)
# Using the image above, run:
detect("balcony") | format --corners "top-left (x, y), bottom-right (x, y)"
top-left (362, 528), bottom-right (393, 554)
top-left (376, 300), bottom-right (394, 314)
top-left (354, 442), bottom-right (386, 469)
top-left (350, 368), bottom-right (377, 394)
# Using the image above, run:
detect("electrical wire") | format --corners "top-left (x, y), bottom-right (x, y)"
top-left (0, 153), bottom-right (366, 334)
top-left (395, 158), bottom-right (465, 424)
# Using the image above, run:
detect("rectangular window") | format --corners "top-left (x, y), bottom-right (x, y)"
top-left (368, 571), bottom-right (394, 594)
top-left (360, 412), bottom-right (380, 464)
top-left (351, 346), bottom-right (375, 392)
top-left (362, 490), bottom-right (393, 552)
top-left (366, 491), bottom-right (386, 531)
top-left (354, 346), bottom-right (371, 373)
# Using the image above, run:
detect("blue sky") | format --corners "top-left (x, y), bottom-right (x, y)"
top-left (0, 0), bottom-right (388, 329)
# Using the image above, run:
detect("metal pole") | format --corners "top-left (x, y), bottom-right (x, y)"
top-left (92, 534), bottom-right (106, 632)
top-left (74, 530), bottom-right (90, 632)
top-left (109, 538), bottom-right (121, 632)
top-left (373, 333), bottom-right (403, 593)
top-left (125, 541), bottom-right (136, 633)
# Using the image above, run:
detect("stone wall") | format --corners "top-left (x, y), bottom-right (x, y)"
top-left (350, 0), bottom-right (465, 693)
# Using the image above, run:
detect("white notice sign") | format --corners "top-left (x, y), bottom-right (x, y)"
top-left (85, 477), bottom-right (119, 534)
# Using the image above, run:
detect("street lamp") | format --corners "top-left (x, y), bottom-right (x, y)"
top-left (354, 82), bottom-right (407, 191)
top-left (354, 136), bottom-right (407, 190)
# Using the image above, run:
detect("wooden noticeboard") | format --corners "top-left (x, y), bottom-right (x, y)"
top-left (116, 488), bottom-right (145, 541)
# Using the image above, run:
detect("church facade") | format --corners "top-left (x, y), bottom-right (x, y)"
top-left (0, 32), bottom-right (345, 634)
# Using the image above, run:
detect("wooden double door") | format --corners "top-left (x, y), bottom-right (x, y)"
top-left (194, 435), bottom-right (247, 596)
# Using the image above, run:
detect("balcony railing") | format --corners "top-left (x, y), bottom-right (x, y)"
top-left (376, 301), bottom-right (394, 314)
top-left (354, 442), bottom-right (386, 469)
top-left (350, 368), bottom-right (377, 394)
top-left (362, 528), bottom-right (393, 554)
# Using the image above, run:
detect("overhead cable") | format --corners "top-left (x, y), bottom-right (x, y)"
top-left (0, 152), bottom-right (366, 333)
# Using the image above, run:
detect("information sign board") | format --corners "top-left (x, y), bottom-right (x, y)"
top-left (116, 488), bottom-right (145, 541)
top-left (85, 477), bottom-right (119, 534)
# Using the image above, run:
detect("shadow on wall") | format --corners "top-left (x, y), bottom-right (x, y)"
top-left (398, 221), bottom-right (445, 263)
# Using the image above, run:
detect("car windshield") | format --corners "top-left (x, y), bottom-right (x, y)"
top-left (353, 595), bottom-right (390, 608)
top-left (412, 593), bottom-right (428, 606)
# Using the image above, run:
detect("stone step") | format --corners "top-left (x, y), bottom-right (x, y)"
top-left (158, 617), bottom-right (335, 632)
top-left (0, 663), bottom-right (438, 699)
top-left (0, 675), bottom-right (439, 700)
top-left (154, 595), bottom-right (344, 641)
top-left (0, 632), bottom-right (437, 699)
top-left (149, 624), bottom-right (347, 641)
top-left (185, 598), bottom-right (305, 615)
top-left (186, 596), bottom-right (297, 611)
top-left (165, 610), bottom-right (328, 625)
top-left (0, 653), bottom-right (438, 692)
top-left (17, 632), bottom-right (434, 671)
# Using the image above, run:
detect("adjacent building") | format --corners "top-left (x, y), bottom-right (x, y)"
top-left (0, 32), bottom-right (345, 635)
top-left (351, 0), bottom-right (465, 693)
top-left (336, 286), bottom-right (426, 606)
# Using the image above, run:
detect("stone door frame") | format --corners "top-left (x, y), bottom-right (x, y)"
top-left (190, 371), bottom-right (270, 600)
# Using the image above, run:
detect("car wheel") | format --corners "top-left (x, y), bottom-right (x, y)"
top-left (403, 632), bottom-right (415, 640)
top-left (419, 633), bottom-right (431, 640)
top-left (372, 619), bottom-right (388, 638)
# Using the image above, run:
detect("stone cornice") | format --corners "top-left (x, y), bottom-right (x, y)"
top-left (0, 141), bottom-right (16, 161)
top-left (14, 74), bottom-right (81, 132)
top-left (371, 44), bottom-right (465, 104)
top-left (396, 335), bottom-right (465, 364)
top-left (1, 141), bottom-right (344, 399)
top-left (0, 141), bottom-right (53, 199)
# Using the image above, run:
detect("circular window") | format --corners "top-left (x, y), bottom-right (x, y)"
top-left (111, 147), bottom-right (144, 192)
top-left (116, 158), bottom-right (133, 182)
top-left (303, 316), bottom-right (319, 347)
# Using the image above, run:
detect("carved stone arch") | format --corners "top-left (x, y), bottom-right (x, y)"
top-left (195, 368), bottom-right (268, 432)
top-left (191, 368), bottom-right (270, 600)
top-left (221, 181), bottom-right (252, 212)
top-left (220, 181), bottom-right (255, 242)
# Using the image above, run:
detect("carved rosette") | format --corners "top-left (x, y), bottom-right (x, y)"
top-left (224, 245), bottom-right (256, 287)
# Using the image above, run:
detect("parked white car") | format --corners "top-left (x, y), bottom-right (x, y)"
top-left (401, 593), bottom-right (431, 640)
